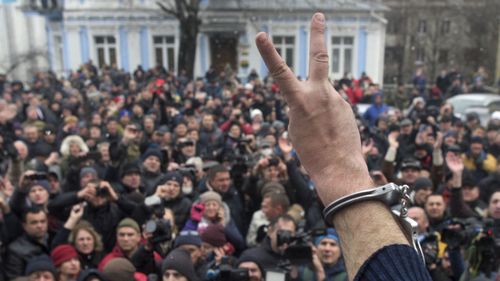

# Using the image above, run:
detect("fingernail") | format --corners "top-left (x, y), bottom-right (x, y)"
top-left (315, 13), bottom-right (325, 23)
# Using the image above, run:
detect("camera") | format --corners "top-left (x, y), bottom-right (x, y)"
top-left (95, 186), bottom-right (109, 197)
top-left (25, 172), bottom-right (48, 181)
top-left (206, 257), bottom-right (249, 281)
top-left (144, 195), bottom-right (172, 245)
top-left (145, 219), bottom-right (172, 245)
top-left (276, 228), bottom-right (326, 265)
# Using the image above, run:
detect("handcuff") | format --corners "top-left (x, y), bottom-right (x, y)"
top-left (322, 183), bottom-right (425, 264)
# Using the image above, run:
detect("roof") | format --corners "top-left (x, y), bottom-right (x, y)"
top-left (448, 93), bottom-right (500, 103)
top-left (205, 0), bottom-right (388, 12)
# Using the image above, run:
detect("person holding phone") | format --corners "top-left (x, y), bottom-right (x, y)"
top-left (182, 191), bottom-right (245, 254)
top-left (255, 13), bottom-right (431, 281)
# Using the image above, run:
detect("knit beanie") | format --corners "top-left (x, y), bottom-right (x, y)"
top-left (315, 228), bottom-right (339, 246)
top-left (141, 148), bottom-right (163, 162)
top-left (102, 258), bottom-right (135, 281)
top-left (117, 218), bottom-right (140, 233)
top-left (174, 230), bottom-right (202, 248)
top-left (121, 161), bottom-right (141, 178)
top-left (199, 191), bottom-right (222, 206)
top-left (51, 244), bottom-right (79, 267)
top-left (237, 255), bottom-right (265, 277)
top-left (80, 166), bottom-right (97, 178)
top-left (25, 255), bottom-right (57, 277)
top-left (161, 249), bottom-right (199, 281)
top-left (29, 180), bottom-right (51, 193)
top-left (200, 224), bottom-right (226, 247)
top-left (414, 177), bottom-right (433, 191)
top-left (158, 171), bottom-right (183, 186)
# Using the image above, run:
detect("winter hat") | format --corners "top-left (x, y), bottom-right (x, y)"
top-left (117, 218), bottom-right (140, 233)
top-left (462, 170), bottom-right (477, 188)
top-left (80, 166), bottom-right (97, 178)
top-left (29, 180), bottom-right (51, 193)
top-left (414, 177), bottom-right (433, 191)
top-left (77, 269), bottom-right (107, 281)
top-left (25, 255), bottom-right (57, 277)
top-left (51, 244), bottom-right (79, 267)
top-left (236, 255), bottom-right (265, 277)
top-left (315, 228), bottom-right (339, 246)
top-left (250, 109), bottom-right (263, 119)
top-left (141, 148), bottom-right (163, 162)
top-left (174, 230), bottom-right (202, 248)
top-left (121, 162), bottom-right (141, 178)
top-left (200, 224), bottom-right (226, 247)
top-left (102, 258), bottom-right (135, 281)
top-left (159, 171), bottom-right (183, 186)
top-left (199, 191), bottom-right (223, 206)
top-left (470, 136), bottom-right (484, 145)
top-left (161, 249), bottom-right (199, 281)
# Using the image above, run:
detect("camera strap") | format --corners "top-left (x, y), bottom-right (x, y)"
top-left (323, 183), bottom-right (425, 264)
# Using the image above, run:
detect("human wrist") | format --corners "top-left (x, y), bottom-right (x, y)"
top-left (313, 157), bottom-right (373, 205)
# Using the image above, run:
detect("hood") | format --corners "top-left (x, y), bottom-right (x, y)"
top-left (60, 135), bottom-right (89, 156)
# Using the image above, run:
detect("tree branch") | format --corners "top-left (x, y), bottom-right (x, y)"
top-left (156, 1), bottom-right (179, 18)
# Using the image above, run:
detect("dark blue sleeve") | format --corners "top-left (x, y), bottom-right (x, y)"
top-left (354, 244), bottom-right (432, 281)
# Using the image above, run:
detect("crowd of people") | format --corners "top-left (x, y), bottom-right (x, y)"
top-left (0, 57), bottom-right (499, 281)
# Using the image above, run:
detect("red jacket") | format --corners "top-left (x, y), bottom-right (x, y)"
top-left (98, 244), bottom-right (162, 272)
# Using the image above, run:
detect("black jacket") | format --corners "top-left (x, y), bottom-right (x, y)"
top-left (5, 234), bottom-right (51, 280)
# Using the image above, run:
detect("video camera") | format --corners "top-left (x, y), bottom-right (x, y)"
top-left (206, 257), bottom-right (250, 281)
top-left (277, 228), bottom-right (326, 265)
top-left (144, 196), bottom-right (172, 245)
top-left (441, 218), bottom-right (500, 275)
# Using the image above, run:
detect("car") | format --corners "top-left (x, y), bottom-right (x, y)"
top-left (446, 93), bottom-right (500, 126)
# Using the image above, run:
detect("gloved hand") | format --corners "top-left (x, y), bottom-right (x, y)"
top-left (190, 203), bottom-right (205, 222)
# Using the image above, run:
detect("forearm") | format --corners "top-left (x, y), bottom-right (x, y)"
top-left (333, 201), bottom-right (409, 280)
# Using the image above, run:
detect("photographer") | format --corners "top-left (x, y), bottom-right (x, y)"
top-left (151, 171), bottom-right (192, 228)
top-left (240, 214), bottom-right (298, 271)
top-left (237, 256), bottom-right (265, 281)
top-left (48, 180), bottom-right (136, 251)
top-left (9, 171), bottom-right (51, 218)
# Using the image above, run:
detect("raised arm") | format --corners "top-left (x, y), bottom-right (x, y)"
top-left (256, 13), bottom-right (429, 281)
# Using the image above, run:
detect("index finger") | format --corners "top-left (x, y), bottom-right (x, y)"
top-left (308, 13), bottom-right (329, 81)
top-left (255, 33), bottom-right (301, 103)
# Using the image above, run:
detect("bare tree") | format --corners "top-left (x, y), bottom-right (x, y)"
top-left (0, 49), bottom-right (47, 76)
top-left (157, 0), bottom-right (201, 78)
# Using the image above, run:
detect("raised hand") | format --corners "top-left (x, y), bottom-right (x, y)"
top-left (445, 151), bottom-right (464, 174)
top-left (256, 13), bottom-right (372, 205)
top-left (387, 131), bottom-right (400, 149)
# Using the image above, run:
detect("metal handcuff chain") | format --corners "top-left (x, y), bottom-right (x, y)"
top-left (322, 183), bottom-right (425, 264)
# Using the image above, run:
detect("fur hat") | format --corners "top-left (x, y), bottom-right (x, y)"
top-left (60, 135), bottom-right (89, 156)
top-left (199, 191), bottom-right (223, 206)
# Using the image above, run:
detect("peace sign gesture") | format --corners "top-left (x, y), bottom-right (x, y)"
top-left (255, 13), bottom-right (372, 205)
